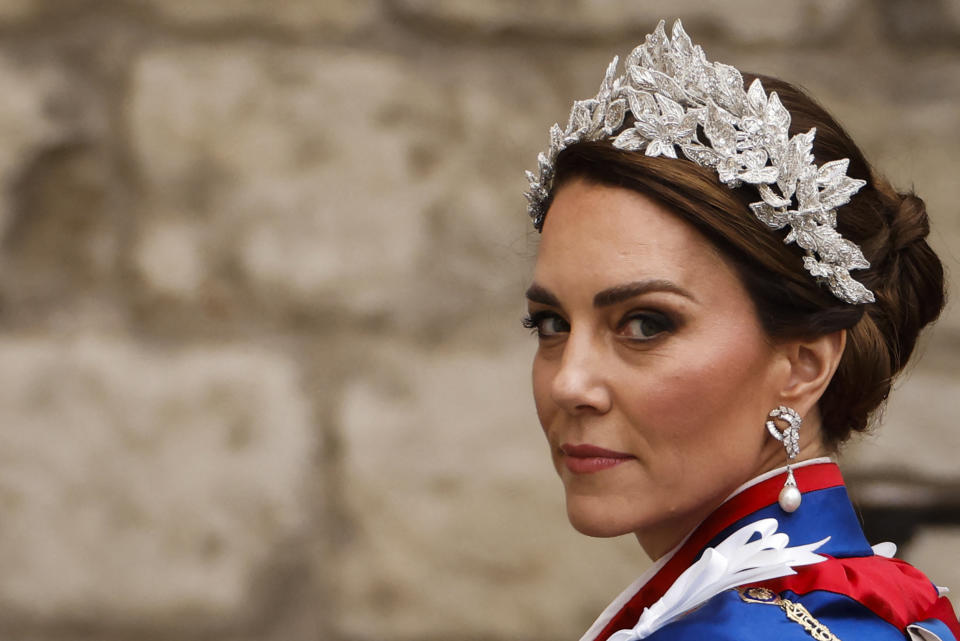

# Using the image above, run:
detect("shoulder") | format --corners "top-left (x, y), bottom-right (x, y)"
top-left (645, 587), bottom-right (913, 641)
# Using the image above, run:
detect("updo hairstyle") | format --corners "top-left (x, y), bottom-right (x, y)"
top-left (545, 73), bottom-right (946, 450)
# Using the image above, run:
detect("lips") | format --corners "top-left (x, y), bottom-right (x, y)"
top-left (560, 443), bottom-right (635, 474)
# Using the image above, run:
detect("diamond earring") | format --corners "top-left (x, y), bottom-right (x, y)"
top-left (766, 406), bottom-right (802, 513)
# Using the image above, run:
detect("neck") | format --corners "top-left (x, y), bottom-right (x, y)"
top-left (635, 443), bottom-right (830, 560)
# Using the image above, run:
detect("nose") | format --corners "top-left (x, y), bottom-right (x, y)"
top-left (550, 330), bottom-right (612, 415)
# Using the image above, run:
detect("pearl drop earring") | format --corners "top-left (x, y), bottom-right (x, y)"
top-left (766, 406), bottom-right (802, 513)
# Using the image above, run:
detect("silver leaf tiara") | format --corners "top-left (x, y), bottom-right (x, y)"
top-left (525, 19), bottom-right (875, 305)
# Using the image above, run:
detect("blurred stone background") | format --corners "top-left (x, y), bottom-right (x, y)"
top-left (0, 1), bottom-right (956, 640)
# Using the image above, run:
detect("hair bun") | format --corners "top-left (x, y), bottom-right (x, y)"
top-left (889, 192), bottom-right (931, 252)
top-left (872, 189), bottom-right (945, 373)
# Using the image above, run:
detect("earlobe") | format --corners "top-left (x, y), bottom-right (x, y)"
top-left (778, 329), bottom-right (846, 416)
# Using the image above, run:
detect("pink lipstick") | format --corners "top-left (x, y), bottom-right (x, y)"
top-left (560, 443), bottom-right (635, 474)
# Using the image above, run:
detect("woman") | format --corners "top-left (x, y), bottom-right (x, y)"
top-left (522, 20), bottom-right (959, 641)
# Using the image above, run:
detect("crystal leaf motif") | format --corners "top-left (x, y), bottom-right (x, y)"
top-left (524, 19), bottom-right (874, 305)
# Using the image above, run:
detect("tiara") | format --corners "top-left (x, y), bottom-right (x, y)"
top-left (524, 19), bottom-right (875, 305)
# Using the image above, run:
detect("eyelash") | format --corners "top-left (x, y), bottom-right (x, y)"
top-left (520, 313), bottom-right (538, 333)
top-left (521, 310), bottom-right (566, 336)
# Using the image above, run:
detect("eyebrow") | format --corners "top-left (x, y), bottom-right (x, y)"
top-left (593, 280), bottom-right (697, 307)
top-left (525, 279), bottom-right (696, 309)
top-left (525, 283), bottom-right (562, 308)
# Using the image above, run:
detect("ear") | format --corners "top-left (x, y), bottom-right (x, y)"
top-left (776, 329), bottom-right (846, 417)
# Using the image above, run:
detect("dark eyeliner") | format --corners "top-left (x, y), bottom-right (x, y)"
top-left (618, 309), bottom-right (675, 340)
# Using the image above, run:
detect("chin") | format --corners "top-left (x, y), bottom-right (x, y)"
top-left (565, 496), bottom-right (639, 538)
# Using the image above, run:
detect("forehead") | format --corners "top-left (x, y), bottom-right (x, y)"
top-left (534, 179), bottom-right (741, 299)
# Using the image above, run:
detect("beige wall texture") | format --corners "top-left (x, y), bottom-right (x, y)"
top-left (0, 1), bottom-right (957, 640)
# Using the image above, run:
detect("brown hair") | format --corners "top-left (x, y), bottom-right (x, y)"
top-left (546, 73), bottom-right (946, 449)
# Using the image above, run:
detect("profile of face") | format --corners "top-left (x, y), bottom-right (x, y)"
top-left (526, 178), bottom-right (832, 559)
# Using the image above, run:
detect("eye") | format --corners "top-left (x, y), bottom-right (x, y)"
top-left (619, 312), bottom-right (672, 341)
top-left (522, 311), bottom-right (570, 338)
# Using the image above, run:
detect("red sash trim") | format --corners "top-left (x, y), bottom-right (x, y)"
top-left (590, 463), bottom-right (844, 641)
top-left (752, 555), bottom-right (960, 639)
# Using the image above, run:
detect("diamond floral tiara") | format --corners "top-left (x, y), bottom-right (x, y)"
top-left (525, 19), bottom-right (875, 305)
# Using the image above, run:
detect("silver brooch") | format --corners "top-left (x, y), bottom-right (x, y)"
top-left (525, 19), bottom-right (875, 305)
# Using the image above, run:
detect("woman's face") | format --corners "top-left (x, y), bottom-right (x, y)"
top-left (528, 178), bottom-right (792, 558)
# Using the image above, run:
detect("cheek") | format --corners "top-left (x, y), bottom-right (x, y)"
top-left (531, 354), bottom-right (555, 430)
top-left (630, 333), bottom-right (775, 451)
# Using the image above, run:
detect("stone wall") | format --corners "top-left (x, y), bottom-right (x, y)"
top-left (0, 1), bottom-right (957, 640)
